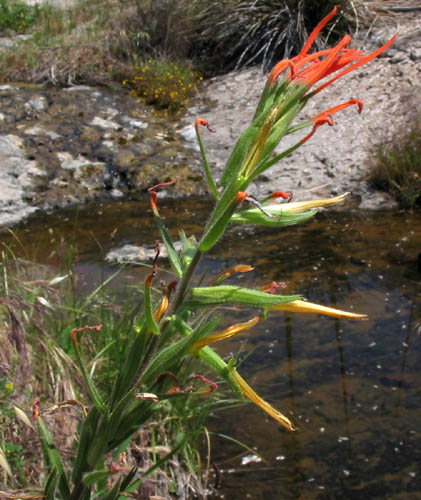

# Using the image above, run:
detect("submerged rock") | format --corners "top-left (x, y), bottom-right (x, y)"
top-left (105, 241), bottom-right (184, 263)
top-left (0, 134), bottom-right (40, 225)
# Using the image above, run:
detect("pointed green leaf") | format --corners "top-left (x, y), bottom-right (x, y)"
top-left (144, 278), bottom-right (160, 335)
top-left (220, 126), bottom-right (256, 188)
top-left (140, 316), bottom-right (218, 386)
top-left (120, 467), bottom-right (138, 491)
top-left (44, 468), bottom-right (59, 500)
top-left (195, 122), bottom-right (219, 199)
top-left (187, 286), bottom-right (300, 308)
top-left (83, 469), bottom-right (115, 487)
top-left (99, 477), bottom-right (123, 500)
top-left (72, 334), bottom-right (105, 412)
top-left (71, 406), bottom-right (100, 484)
top-left (37, 416), bottom-right (71, 499)
top-left (199, 177), bottom-right (247, 252)
top-left (87, 410), bottom-right (111, 469)
top-left (152, 212), bottom-right (183, 277)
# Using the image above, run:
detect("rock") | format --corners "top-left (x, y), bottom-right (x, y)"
top-left (80, 126), bottom-right (102, 143)
top-left (24, 0), bottom-right (78, 7)
top-left (0, 134), bottom-right (24, 157)
top-left (106, 243), bottom-right (175, 263)
top-left (114, 150), bottom-right (136, 168)
top-left (105, 239), bottom-right (191, 263)
top-left (0, 134), bottom-right (40, 225)
top-left (179, 125), bottom-right (200, 151)
top-left (25, 96), bottom-right (47, 112)
top-left (410, 48), bottom-right (421, 62)
top-left (91, 116), bottom-right (122, 130)
top-left (22, 124), bottom-right (60, 140)
top-left (122, 117), bottom-right (148, 130)
top-left (110, 188), bottom-right (124, 199)
top-left (0, 35), bottom-right (31, 52)
top-left (358, 190), bottom-right (398, 210)
top-left (57, 152), bottom-right (92, 170)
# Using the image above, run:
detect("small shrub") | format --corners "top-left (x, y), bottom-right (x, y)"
top-left (0, 0), bottom-right (42, 33)
top-left (367, 115), bottom-right (421, 208)
top-left (124, 59), bottom-right (202, 111)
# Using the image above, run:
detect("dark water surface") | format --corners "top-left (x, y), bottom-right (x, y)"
top-left (3, 199), bottom-right (421, 499)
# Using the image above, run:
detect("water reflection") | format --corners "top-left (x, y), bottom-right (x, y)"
top-left (2, 199), bottom-right (421, 499)
top-left (209, 225), bottom-right (421, 499)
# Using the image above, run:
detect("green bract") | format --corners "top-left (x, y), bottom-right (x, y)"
top-left (187, 285), bottom-right (300, 307)
top-left (231, 208), bottom-right (317, 227)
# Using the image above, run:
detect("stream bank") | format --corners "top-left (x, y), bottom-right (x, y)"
top-left (0, 15), bottom-right (420, 227)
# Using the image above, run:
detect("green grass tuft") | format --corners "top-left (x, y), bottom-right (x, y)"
top-left (0, 0), bottom-right (44, 33)
top-left (367, 114), bottom-right (421, 209)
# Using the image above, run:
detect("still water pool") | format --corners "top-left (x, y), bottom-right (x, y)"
top-left (4, 198), bottom-right (421, 499)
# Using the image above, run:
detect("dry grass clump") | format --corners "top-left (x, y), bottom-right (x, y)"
top-left (188, 0), bottom-right (357, 73)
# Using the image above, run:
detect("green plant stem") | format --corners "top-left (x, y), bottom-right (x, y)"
top-left (165, 247), bottom-right (203, 319)
top-left (133, 247), bottom-right (204, 388)
top-left (69, 481), bottom-right (87, 500)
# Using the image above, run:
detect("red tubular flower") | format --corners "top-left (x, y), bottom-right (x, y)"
top-left (269, 6), bottom-right (397, 96)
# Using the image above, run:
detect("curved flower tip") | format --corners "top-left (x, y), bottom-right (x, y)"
top-left (300, 99), bottom-right (364, 144)
top-left (269, 299), bottom-right (367, 320)
top-left (231, 369), bottom-right (296, 431)
top-left (195, 117), bottom-right (215, 133)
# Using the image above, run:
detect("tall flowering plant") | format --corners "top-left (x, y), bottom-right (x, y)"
top-left (33, 7), bottom-right (395, 499)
